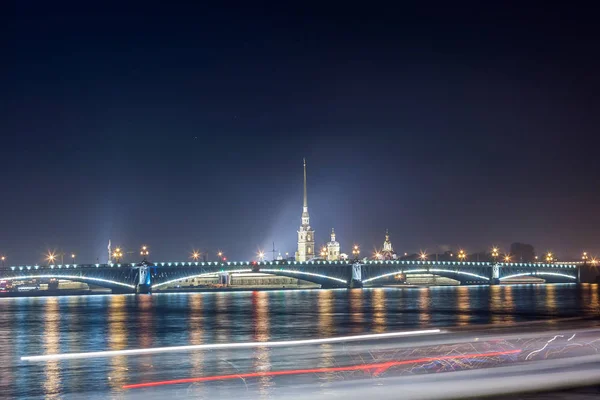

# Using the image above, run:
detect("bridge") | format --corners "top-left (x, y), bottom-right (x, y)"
top-left (0, 258), bottom-right (590, 293)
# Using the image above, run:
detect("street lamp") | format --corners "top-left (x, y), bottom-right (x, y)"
top-left (320, 246), bottom-right (327, 259)
top-left (191, 250), bottom-right (200, 261)
top-left (1, 256), bottom-right (5, 267)
top-left (71, 253), bottom-right (76, 264)
top-left (491, 247), bottom-right (499, 262)
top-left (458, 249), bottom-right (467, 261)
top-left (112, 247), bottom-right (123, 263)
top-left (46, 251), bottom-right (56, 264)
top-left (374, 252), bottom-right (381, 260)
top-left (545, 252), bottom-right (554, 263)
top-left (419, 251), bottom-right (427, 261)
top-left (352, 244), bottom-right (360, 261)
top-left (257, 251), bottom-right (265, 261)
top-left (140, 245), bottom-right (149, 260)
top-left (504, 254), bottom-right (512, 263)
top-left (582, 252), bottom-right (589, 262)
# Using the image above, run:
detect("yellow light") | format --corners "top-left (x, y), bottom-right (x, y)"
top-left (71, 254), bottom-right (75, 258)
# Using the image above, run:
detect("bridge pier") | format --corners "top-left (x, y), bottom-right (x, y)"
top-left (490, 264), bottom-right (500, 285)
top-left (135, 264), bottom-right (152, 294)
top-left (349, 263), bottom-right (363, 288)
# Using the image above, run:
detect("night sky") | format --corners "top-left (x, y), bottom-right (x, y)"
top-left (2, 2), bottom-right (598, 264)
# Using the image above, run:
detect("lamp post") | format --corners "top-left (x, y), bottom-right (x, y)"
top-left (419, 251), bottom-right (427, 261)
top-left (504, 254), bottom-right (511, 263)
top-left (257, 251), bottom-right (265, 262)
top-left (458, 249), bottom-right (466, 261)
top-left (191, 251), bottom-right (200, 261)
top-left (217, 251), bottom-right (223, 262)
top-left (140, 245), bottom-right (149, 261)
top-left (320, 246), bottom-right (327, 259)
top-left (546, 252), bottom-right (554, 264)
top-left (352, 245), bottom-right (360, 262)
top-left (491, 247), bottom-right (499, 263)
top-left (46, 251), bottom-right (56, 265)
top-left (112, 248), bottom-right (123, 263)
top-left (71, 253), bottom-right (76, 264)
top-left (582, 252), bottom-right (589, 264)
top-left (1, 256), bottom-right (5, 267)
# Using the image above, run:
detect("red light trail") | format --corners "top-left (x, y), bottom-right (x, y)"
top-left (123, 349), bottom-right (521, 389)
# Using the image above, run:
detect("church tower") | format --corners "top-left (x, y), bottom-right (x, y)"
top-left (296, 159), bottom-right (315, 261)
top-left (326, 228), bottom-right (340, 261)
top-left (381, 229), bottom-right (397, 260)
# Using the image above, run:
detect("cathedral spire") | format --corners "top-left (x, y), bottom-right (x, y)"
top-left (303, 158), bottom-right (308, 211)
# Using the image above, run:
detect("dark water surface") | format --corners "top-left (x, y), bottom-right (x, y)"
top-left (1, 284), bottom-right (599, 398)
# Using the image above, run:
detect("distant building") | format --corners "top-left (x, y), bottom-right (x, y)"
top-left (380, 230), bottom-right (397, 260)
top-left (326, 228), bottom-right (341, 261)
top-left (296, 159), bottom-right (315, 261)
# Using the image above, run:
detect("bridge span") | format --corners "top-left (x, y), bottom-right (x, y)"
top-left (0, 258), bottom-right (589, 293)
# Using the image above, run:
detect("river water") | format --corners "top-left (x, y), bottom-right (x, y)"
top-left (1, 284), bottom-right (599, 399)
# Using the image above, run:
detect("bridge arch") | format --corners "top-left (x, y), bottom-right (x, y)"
top-left (500, 272), bottom-right (576, 282)
top-left (152, 268), bottom-right (347, 289)
top-left (0, 275), bottom-right (135, 290)
top-left (363, 268), bottom-right (490, 284)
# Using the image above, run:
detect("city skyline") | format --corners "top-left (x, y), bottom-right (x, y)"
top-left (2, 3), bottom-right (598, 264)
top-left (0, 156), bottom-right (595, 267)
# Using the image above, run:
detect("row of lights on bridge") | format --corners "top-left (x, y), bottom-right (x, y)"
top-left (0, 247), bottom-right (597, 266)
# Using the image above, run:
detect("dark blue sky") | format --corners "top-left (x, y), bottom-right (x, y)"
top-left (2, 1), bottom-right (598, 264)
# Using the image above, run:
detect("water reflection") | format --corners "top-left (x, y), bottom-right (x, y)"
top-left (545, 284), bottom-right (557, 316)
top-left (44, 297), bottom-right (61, 399)
top-left (252, 291), bottom-right (272, 397)
top-left (372, 289), bottom-right (387, 333)
top-left (503, 285), bottom-right (515, 324)
top-left (349, 289), bottom-right (364, 333)
top-left (456, 286), bottom-right (470, 326)
top-left (188, 294), bottom-right (204, 392)
top-left (108, 295), bottom-right (128, 390)
top-left (418, 288), bottom-right (430, 327)
top-left (318, 290), bottom-right (335, 382)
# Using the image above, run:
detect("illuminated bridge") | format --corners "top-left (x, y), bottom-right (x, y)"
top-left (0, 259), bottom-right (588, 293)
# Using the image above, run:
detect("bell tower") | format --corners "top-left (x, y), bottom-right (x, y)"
top-left (295, 158), bottom-right (315, 261)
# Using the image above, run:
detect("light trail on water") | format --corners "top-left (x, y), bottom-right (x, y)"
top-left (122, 349), bottom-right (522, 389)
top-left (21, 329), bottom-right (442, 362)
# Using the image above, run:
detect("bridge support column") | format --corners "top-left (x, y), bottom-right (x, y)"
top-left (490, 264), bottom-right (500, 285)
top-left (349, 263), bottom-right (363, 288)
top-left (136, 265), bottom-right (152, 294)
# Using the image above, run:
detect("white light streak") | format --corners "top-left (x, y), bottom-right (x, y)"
top-left (21, 329), bottom-right (442, 362)
top-left (1, 275), bottom-right (134, 289)
top-left (526, 335), bottom-right (563, 360)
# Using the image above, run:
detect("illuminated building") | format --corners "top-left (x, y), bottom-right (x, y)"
top-left (380, 229), bottom-right (397, 260)
top-left (295, 159), bottom-right (315, 261)
top-left (326, 228), bottom-right (340, 261)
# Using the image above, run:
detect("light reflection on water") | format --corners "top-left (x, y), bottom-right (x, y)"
top-left (0, 283), bottom-right (598, 398)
